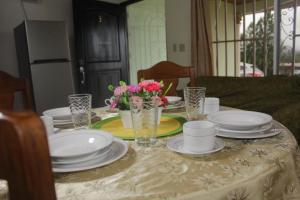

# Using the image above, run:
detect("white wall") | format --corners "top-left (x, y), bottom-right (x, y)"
top-left (127, 0), bottom-right (167, 84)
top-left (165, 0), bottom-right (191, 66)
top-left (165, 0), bottom-right (191, 89)
top-left (0, 0), bottom-right (74, 77)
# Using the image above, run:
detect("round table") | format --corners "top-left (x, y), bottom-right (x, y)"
top-left (1, 107), bottom-right (300, 200)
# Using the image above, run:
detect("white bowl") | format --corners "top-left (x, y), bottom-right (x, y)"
top-left (49, 129), bottom-right (113, 161)
top-left (204, 97), bottom-right (220, 114)
top-left (183, 121), bottom-right (216, 152)
top-left (166, 96), bottom-right (182, 104)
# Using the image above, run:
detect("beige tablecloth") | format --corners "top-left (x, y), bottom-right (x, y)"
top-left (1, 108), bottom-right (300, 200)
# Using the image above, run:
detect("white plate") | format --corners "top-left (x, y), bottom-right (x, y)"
top-left (166, 96), bottom-right (182, 104)
top-left (49, 129), bottom-right (113, 160)
top-left (215, 122), bottom-right (273, 134)
top-left (208, 111), bottom-right (272, 130)
top-left (53, 120), bottom-right (73, 125)
top-left (52, 138), bottom-right (128, 173)
top-left (163, 101), bottom-right (185, 110)
top-left (216, 128), bottom-right (281, 139)
top-left (53, 118), bottom-right (72, 123)
top-left (43, 107), bottom-right (71, 120)
top-left (52, 112), bottom-right (97, 126)
top-left (52, 148), bottom-right (112, 165)
top-left (53, 128), bottom-right (60, 133)
top-left (167, 136), bottom-right (224, 157)
top-left (44, 108), bottom-right (96, 121)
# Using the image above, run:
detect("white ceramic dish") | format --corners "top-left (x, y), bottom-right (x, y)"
top-left (215, 122), bottom-right (273, 134)
top-left (166, 96), bottom-right (182, 104)
top-left (52, 148), bottom-right (112, 165)
top-left (53, 118), bottom-right (72, 123)
top-left (163, 101), bottom-right (185, 110)
top-left (53, 128), bottom-right (60, 133)
top-left (49, 129), bottom-right (113, 160)
top-left (52, 112), bottom-right (97, 126)
top-left (52, 138), bottom-right (128, 173)
top-left (167, 136), bottom-right (224, 157)
top-left (204, 97), bottom-right (220, 114)
top-left (208, 111), bottom-right (273, 130)
top-left (183, 121), bottom-right (216, 152)
top-left (43, 107), bottom-right (71, 120)
top-left (44, 107), bottom-right (96, 121)
top-left (216, 128), bottom-right (281, 139)
top-left (53, 120), bottom-right (73, 126)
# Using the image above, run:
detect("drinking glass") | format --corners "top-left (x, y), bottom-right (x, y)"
top-left (68, 94), bottom-right (92, 129)
top-left (130, 98), bottom-right (158, 146)
top-left (184, 87), bottom-right (206, 121)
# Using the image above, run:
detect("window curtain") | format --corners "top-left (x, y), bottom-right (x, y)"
top-left (191, 0), bottom-right (214, 76)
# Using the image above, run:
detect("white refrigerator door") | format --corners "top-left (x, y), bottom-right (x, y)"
top-left (26, 20), bottom-right (70, 63)
top-left (30, 62), bottom-right (75, 114)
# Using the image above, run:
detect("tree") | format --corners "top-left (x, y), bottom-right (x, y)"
top-left (240, 12), bottom-right (274, 75)
top-left (240, 11), bottom-right (298, 75)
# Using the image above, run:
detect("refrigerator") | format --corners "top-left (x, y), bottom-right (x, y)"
top-left (14, 20), bottom-right (75, 114)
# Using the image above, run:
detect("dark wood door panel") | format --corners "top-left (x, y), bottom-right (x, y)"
top-left (85, 11), bottom-right (120, 62)
top-left (86, 62), bottom-right (124, 71)
top-left (88, 70), bottom-right (121, 107)
top-left (73, 0), bottom-right (129, 107)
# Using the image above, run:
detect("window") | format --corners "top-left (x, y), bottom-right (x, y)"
top-left (210, 0), bottom-right (300, 77)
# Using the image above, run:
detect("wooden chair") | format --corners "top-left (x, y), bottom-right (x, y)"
top-left (137, 61), bottom-right (196, 96)
top-left (0, 71), bottom-right (33, 111)
top-left (0, 112), bottom-right (56, 200)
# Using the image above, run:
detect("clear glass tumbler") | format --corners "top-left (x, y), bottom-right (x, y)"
top-left (184, 87), bottom-right (206, 121)
top-left (130, 98), bottom-right (158, 146)
top-left (68, 94), bottom-right (92, 129)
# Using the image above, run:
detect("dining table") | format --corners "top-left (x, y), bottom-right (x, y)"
top-left (1, 106), bottom-right (300, 200)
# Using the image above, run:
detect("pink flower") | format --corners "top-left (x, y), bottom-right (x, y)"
top-left (127, 85), bottom-right (141, 93)
top-left (130, 96), bottom-right (143, 109)
top-left (138, 80), bottom-right (153, 88)
top-left (144, 82), bottom-right (161, 92)
top-left (138, 80), bottom-right (162, 92)
top-left (114, 85), bottom-right (127, 96)
top-left (151, 96), bottom-right (163, 106)
top-left (110, 100), bottom-right (117, 109)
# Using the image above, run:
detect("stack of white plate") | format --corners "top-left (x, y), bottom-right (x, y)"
top-left (43, 107), bottom-right (73, 126)
top-left (164, 96), bottom-right (185, 111)
top-left (165, 96), bottom-right (182, 104)
top-left (207, 111), bottom-right (281, 139)
top-left (43, 107), bottom-right (96, 127)
top-left (48, 129), bottom-right (128, 173)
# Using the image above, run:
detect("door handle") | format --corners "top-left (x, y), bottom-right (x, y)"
top-left (80, 66), bottom-right (85, 85)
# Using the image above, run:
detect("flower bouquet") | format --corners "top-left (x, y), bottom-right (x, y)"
top-left (107, 80), bottom-right (170, 128)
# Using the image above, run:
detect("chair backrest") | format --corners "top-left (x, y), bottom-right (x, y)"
top-left (137, 61), bottom-right (196, 96)
top-left (0, 71), bottom-right (33, 111)
top-left (0, 112), bottom-right (56, 200)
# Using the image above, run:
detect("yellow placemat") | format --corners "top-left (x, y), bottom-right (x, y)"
top-left (92, 114), bottom-right (186, 140)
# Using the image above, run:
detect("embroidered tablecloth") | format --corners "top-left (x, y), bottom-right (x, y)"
top-left (1, 107), bottom-right (300, 200)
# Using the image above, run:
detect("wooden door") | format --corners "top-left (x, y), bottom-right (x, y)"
top-left (73, 0), bottom-right (129, 107)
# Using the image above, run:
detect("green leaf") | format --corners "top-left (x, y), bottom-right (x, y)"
top-left (163, 82), bottom-right (173, 96)
top-left (160, 80), bottom-right (164, 87)
top-left (119, 80), bottom-right (126, 86)
top-left (108, 84), bottom-right (114, 91)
